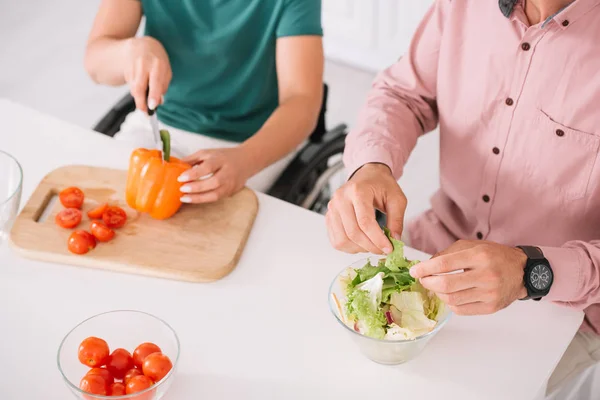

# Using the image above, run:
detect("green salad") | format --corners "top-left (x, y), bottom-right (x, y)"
top-left (334, 229), bottom-right (443, 340)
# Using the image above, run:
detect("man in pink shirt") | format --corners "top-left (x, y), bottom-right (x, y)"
top-left (326, 0), bottom-right (600, 396)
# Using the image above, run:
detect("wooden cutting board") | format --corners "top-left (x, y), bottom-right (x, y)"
top-left (9, 165), bottom-right (259, 282)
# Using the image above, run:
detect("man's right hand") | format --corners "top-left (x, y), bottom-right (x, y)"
top-left (326, 163), bottom-right (407, 255)
top-left (124, 37), bottom-right (172, 113)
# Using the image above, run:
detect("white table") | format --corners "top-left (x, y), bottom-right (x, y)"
top-left (0, 99), bottom-right (584, 400)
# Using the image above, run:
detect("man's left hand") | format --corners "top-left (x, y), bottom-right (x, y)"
top-left (409, 240), bottom-right (528, 315)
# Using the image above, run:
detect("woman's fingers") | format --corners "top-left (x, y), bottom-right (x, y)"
top-left (130, 58), bottom-right (150, 112)
top-left (178, 156), bottom-right (219, 182)
top-left (148, 60), bottom-right (168, 110)
top-left (180, 174), bottom-right (222, 194)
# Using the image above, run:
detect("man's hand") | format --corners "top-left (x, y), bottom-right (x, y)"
top-left (177, 147), bottom-right (253, 204)
top-left (325, 163), bottom-right (407, 255)
top-left (409, 240), bottom-right (528, 315)
top-left (124, 36), bottom-right (172, 112)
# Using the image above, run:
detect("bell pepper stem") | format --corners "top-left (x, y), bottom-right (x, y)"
top-left (160, 129), bottom-right (171, 162)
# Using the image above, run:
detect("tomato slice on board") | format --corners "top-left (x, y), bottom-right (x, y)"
top-left (102, 206), bottom-right (127, 229)
top-left (68, 231), bottom-right (97, 255)
top-left (142, 353), bottom-right (173, 383)
top-left (78, 337), bottom-right (110, 368)
top-left (133, 342), bottom-right (162, 369)
top-left (59, 187), bottom-right (84, 209)
top-left (90, 221), bottom-right (115, 242)
top-left (87, 203), bottom-right (108, 220)
top-left (55, 208), bottom-right (82, 229)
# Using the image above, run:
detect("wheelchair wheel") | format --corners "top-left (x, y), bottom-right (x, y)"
top-left (273, 133), bottom-right (346, 214)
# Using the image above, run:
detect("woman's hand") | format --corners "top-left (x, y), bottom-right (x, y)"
top-left (177, 147), bottom-right (255, 204)
top-left (123, 36), bottom-right (172, 112)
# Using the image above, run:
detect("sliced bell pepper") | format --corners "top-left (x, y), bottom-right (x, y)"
top-left (125, 130), bottom-right (191, 220)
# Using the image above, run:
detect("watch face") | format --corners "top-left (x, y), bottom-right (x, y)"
top-left (530, 264), bottom-right (553, 291)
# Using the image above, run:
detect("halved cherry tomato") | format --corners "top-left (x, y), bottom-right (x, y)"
top-left (59, 187), bottom-right (84, 209)
top-left (106, 348), bottom-right (134, 379)
top-left (68, 231), bottom-right (97, 255)
top-left (55, 208), bottom-right (82, 229)
top-left (80, 374), bottom-right (107, 395)
top-left (86, 367), bottom-right (114, 387)
top-left (142, 353), bottom-right (173, 383)
top-left (126, 375), bottom-right (154, 400)
top-left (78, 337), bottom-right (110, 368)
top-left (108, 382), bottom-right (126, 396)
top-left (103, 206), bottom-right (127, 229)
top-left (87, 203), bottom-right (108, 220)
top-left (123, 368), bottom-right (143, 384)
top-left (133, 342), bottom-right (162, 369)
top-left (90, 221), bottom-right (115, 242)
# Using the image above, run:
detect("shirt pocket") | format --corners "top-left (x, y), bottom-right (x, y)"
top-left (526, 109), bottom-right (600, 200)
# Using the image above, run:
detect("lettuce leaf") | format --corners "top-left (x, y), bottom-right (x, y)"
top-left (346, 273), bottom-right (387, 339)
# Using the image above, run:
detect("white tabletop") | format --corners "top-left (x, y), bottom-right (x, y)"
top-left (0, 98), bottom-right (584, 400)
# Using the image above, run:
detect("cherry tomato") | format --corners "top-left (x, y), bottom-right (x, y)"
top-left (106, 348), bottom-right (134, 379)
top-left (68, 231), bottom-right (97, 255)
top-left (133, 342), bottom-right (162, 369)
top-left (90, 221), bottom-right (115, 242)
top-left (59, 187), bottom-right (84, 209)
top-left (123, 368), bottom-right (143, 384)
top-left (107, 382), bottom-right (126, 396)
top-left (78, 337), bottom-right (109, 368)
top-left (86, 367), bottom-right (114, 387)
top-left (142, 353), bottom-right (173, 383)
top-left (126, 375), bottom-right (154, 400)
top-left (55, 208), bottom-right (82, 229)
top-left (102, 206), bottom-right (127, 229)
top-left (80, 374), bottom-right (107, 395)
top-left (87, 203), bottom-right (108, 220)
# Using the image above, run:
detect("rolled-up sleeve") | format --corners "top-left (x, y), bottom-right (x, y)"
top-left (343, 0), bottom-right (450, 179)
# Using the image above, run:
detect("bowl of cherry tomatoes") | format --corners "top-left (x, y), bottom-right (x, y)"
top-left (57, 310), bottom-right (180, 399)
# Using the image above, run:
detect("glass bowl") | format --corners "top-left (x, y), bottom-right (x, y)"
top-left (57, 310), bottom-right (180, 400)
top-left (329, 257), bottom-right (451, 365)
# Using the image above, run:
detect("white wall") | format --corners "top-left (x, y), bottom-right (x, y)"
top-left (322, 0), bottom-right (433, 72)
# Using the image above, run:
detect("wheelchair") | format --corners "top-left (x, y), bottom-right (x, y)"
top-left (92, 84), bottom-right (348, 216)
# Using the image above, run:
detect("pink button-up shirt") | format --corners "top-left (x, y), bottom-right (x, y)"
top-left (344, 0), bottom-right (600, 334)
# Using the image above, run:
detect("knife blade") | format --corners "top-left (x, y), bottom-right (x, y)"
top-left (148, 107), bottom-right (162, 151)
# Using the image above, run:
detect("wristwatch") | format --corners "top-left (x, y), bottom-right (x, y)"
top-left (516, 246), bottom-right (554, 301)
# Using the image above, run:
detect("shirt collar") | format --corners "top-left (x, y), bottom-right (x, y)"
top-left (499, 0), bottom-right (600, 28)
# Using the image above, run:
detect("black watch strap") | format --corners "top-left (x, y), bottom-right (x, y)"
top-left (517, 245), bottom-right (544, 260)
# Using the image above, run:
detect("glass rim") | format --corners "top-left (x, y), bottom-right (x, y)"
top-left (328, 258), bottom-right (452, 344)
top-left (0, 150), bottom-right (23, 207)
top-left (56, 309), bottom-right (181, 399)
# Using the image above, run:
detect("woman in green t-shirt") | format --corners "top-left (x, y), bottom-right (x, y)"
top-left (85, 0), bottom-right (324, 203)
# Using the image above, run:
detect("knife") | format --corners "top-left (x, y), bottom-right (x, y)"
top-left (146, 88), bottom-right (163, 152)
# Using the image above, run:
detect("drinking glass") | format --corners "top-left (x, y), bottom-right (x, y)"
top-left (0, 150), bottom-right (23, 244)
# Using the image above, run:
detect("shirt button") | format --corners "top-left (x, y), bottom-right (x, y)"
top-left (493, 147), bottom-right (500, 155)
top-left (505, 98), bottom-right (514, 106)
top-left (477, 232), bottom-right (483, 240)
top-left (521, 42), bottom-right (531, 51)
top-left (482, 194), bottom-right (490, 203)
top-left (556, 129), bottom-right (565, 137)
top-left (562, 20), bottom-right (570, 26)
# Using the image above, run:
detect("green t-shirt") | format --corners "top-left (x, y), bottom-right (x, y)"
top-left (141, 0), bottom-right (323, 142)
